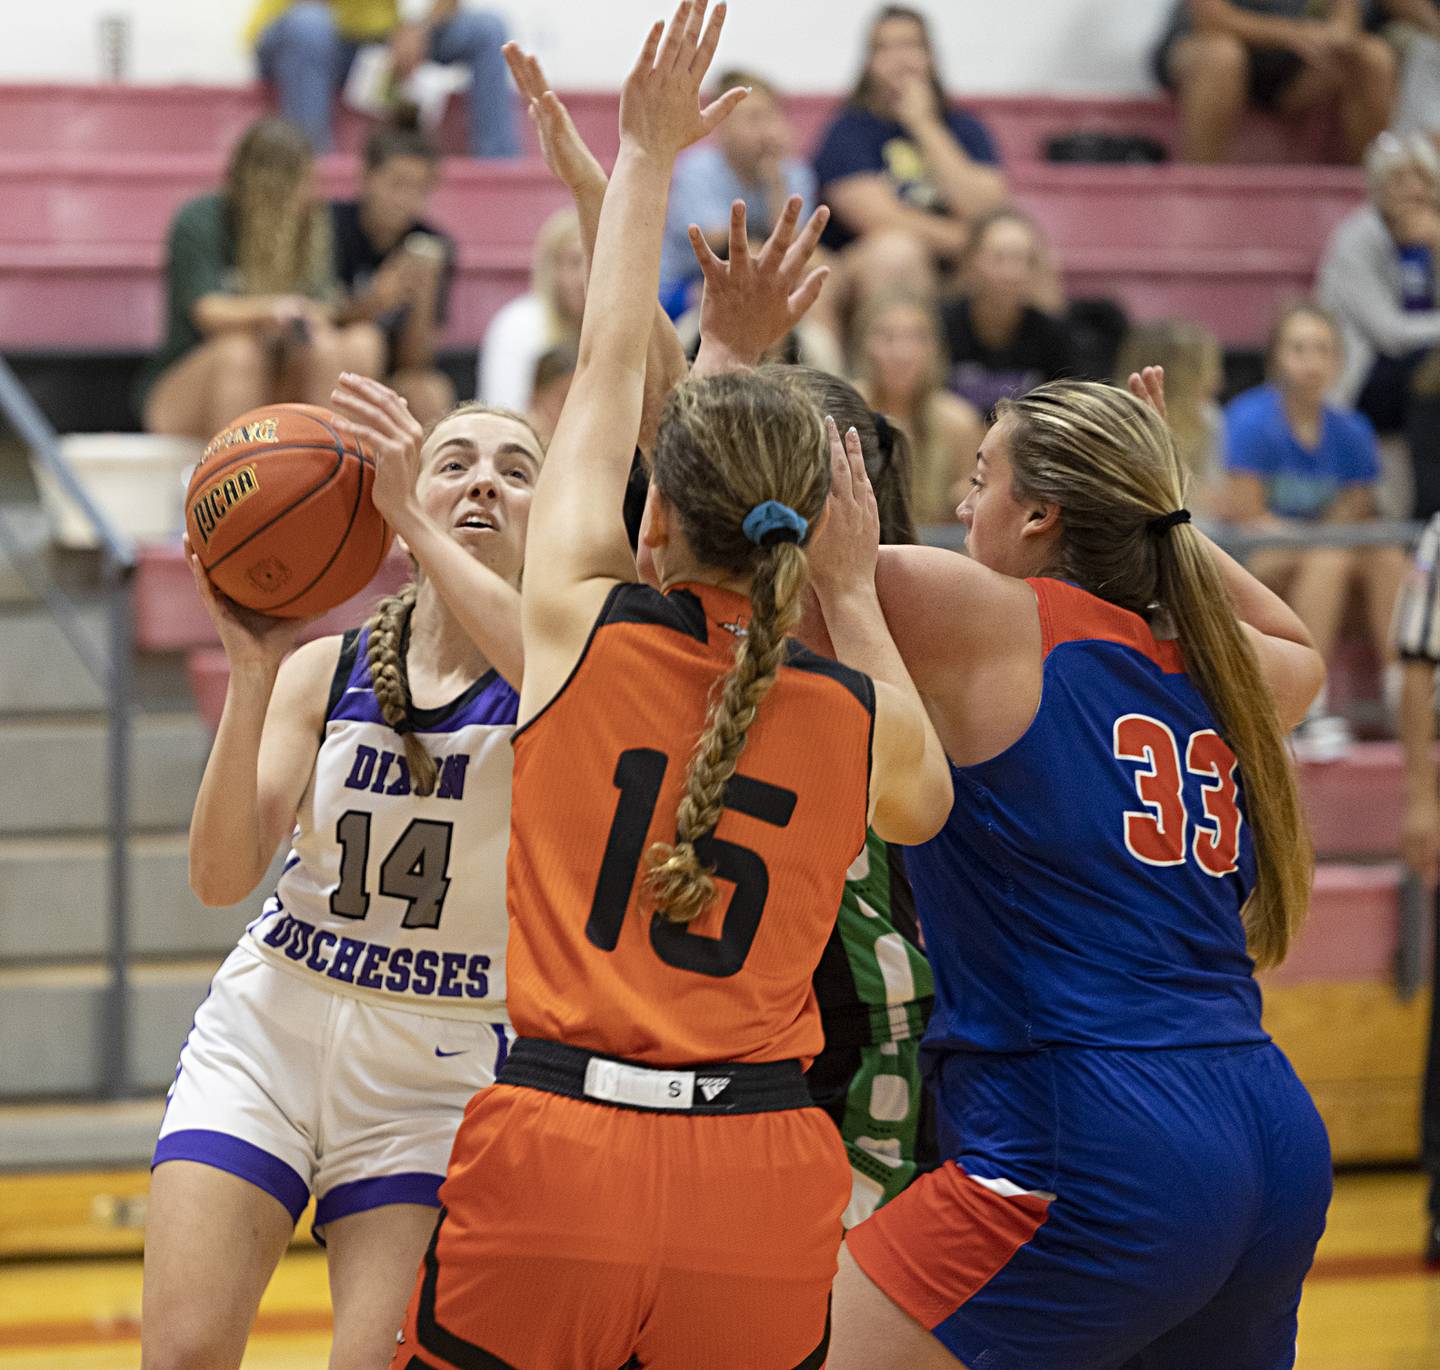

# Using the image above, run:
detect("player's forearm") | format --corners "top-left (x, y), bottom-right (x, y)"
top-left (388, 505), bottom-right (524, 688)
top-left (568, 159), bottom-right (686, 454)
top-left (189, 665), bottom-right (278, 905)
top-left (1401, 661), bottom-right (1439, 801)
top-left (1382, 0), bottom-right (1440, 36)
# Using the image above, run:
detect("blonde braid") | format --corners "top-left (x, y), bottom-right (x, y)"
top-left (646, 544), bottom-right (807, 924)
top-left (365, 585), bottom-right (439, 797)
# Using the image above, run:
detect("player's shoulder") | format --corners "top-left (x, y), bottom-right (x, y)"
top-left (782, 640), bottom-right (875, 713)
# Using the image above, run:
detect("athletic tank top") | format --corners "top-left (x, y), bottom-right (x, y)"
top-left (245, 628), bottom-right (517, 1020)
top-left (910, 579), bottom-right (1267, 1056)
top-left (812, 830), bottom-right (933, 1050)
top-left (505, 581), bottom-right (875, 1067)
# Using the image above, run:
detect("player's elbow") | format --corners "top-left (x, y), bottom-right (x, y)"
top-left (872, 755), bottom-right (954, 847)
top-left (188, 852), bottom-right (260, 908)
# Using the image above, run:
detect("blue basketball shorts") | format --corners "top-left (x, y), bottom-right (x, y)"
top-left (847, 1041), bottom-right (1332, 1370)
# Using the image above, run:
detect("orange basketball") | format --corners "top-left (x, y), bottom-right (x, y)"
top-left (186, 403), bottom-right (394, 619)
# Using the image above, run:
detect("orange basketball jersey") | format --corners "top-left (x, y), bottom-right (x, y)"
top-left (505, 580), bottom-right (875, 1067)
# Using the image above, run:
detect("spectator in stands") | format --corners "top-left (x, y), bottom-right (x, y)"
top-left (1391, 511), bottom-right (1440, 1266)
top-left (332, 119), bottom-right (456, 428)
top-left (248, 0), bottom-right (517, 158)
top-left (940, 207), bottom-right (1075, 420)
top-left (1115, 319), bottom-right (1228, 517)
top-left (1222, 303), bottom-right (1407, 744)
top-left (1378, 0), bottom-right (1440, 139)
top-left (477, 208), bottom-right (585, 412)
top-left (813, 5), bottom-right (1006, 300)
top-left (528, 342), bottom-right (577, 444)
top-left (1154, 0), bottom-right (1397, 164)
top-left (851, 291), bottom-right (982, 522)
top-left (138, 117), bottom-right (383, 440)
top-left (659, 69), bottom-right (818, 309)
top-left (1319, 131), bottom-right (1440, 515)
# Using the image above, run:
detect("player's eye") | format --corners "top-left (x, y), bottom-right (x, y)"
top-left (969, 476), bottom-right (983, 490)
top-left (508, 467), bottom-right (530, 483)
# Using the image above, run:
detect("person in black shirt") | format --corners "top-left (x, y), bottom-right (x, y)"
top-left (333, 120), bottom-right (457, 426)
top-left (941, 208), bottom-right (1074, 419)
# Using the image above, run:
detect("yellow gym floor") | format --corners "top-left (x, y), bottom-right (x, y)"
top-left (1, 1169), bottom-right (1436, 1367)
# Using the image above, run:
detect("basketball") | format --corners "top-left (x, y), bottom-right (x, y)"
top-left (185, 402), bottom-right (393, 618)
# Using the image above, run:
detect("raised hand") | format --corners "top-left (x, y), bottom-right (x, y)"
top-left (503, 43), bottom-right (606, 195)
top-left (692, 196), bottom-right (831, 369)
top-left (619, 0), bottom-right (747, 161)
top-left (1127, 365), bottom-right (1167, 421)
top-left (329, 372), bottom-right (424, 532)
top-left (807, 416), bottom-right (881, 601)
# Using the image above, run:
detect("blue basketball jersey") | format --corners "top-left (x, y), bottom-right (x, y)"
top-left (909, 578), bottom-right (1267, 1056)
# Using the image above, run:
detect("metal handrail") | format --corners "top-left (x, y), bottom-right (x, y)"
top-left (918, 517), bottom-right (1427, 555)
top-left (0, 354), bottom-right (134, 1099)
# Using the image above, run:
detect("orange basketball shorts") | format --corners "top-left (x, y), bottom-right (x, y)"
top-left (390, 1082), bottom-right (849, 1370)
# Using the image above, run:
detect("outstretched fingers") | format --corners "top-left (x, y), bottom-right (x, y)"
top-left (779, 204), bottom-right (830, 283)
top-left (754, 194), bottom-right (803, 276)
top-left (697, 84), bottom-right (749, 138)
top-left (654, 0), bottom-right (694, 74)
top-left (690, 0), bottom-right (727, 79)
top-left (688, 223), bottom-right (726, 283)
top-left (727, 200), bottom-right (751, 279)
top-left (628, 19), bottom-right (665, 82)
top-left (786, 265), bottom-right (830, 326)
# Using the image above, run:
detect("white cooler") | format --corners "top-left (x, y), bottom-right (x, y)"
top-left (33, 433), bottom-right (203, 549)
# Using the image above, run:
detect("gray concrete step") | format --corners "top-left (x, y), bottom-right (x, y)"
top-left (0, 605), bottom-right (107, 712)
top-left (0, 957), bottom-right (224, 1098)
top-left (0, 833), bottom-right (282, 962)
top-left (0, 712), bottom-right (209, 835)
top-left (0, 1097), bottom-right (164, 1170)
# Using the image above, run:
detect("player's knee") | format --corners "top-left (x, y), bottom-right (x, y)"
top-left (141, 1320), bottom-right (238, 1370)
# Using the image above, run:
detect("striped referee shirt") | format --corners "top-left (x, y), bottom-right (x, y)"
top-left (1396, 514), bottom-right (1440, 663)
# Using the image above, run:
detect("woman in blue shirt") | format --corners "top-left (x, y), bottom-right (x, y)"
top-left (1223, 301), bottom-right (1407, 698)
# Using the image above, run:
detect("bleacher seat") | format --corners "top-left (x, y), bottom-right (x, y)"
top-left (0, 85), bottom-right (1364, 354)
top-left (134, 541), bottom-right (412, 656)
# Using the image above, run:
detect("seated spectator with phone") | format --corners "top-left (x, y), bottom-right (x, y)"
top-left (332, 119), bottom-right (457, 427)
top-left (138, 117), bottom-right (383, 440)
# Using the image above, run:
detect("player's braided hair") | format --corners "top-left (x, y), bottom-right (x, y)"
top-left (643, 370), bottom-right (830, 925)
top-left (365, 584), bottom-right (439, 798)
top-left (997, 380), bottom-right (1313, 969)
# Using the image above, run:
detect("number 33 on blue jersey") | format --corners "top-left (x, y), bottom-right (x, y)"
top-left (1113, 713), bottom-right (1243, 877)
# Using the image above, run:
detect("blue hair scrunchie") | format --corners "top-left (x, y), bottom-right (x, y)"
top-left (742, 500), bottom-right (809, 548)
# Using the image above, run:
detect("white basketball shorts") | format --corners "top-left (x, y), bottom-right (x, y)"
top-left (154, 941), bottom-right (508, 1234)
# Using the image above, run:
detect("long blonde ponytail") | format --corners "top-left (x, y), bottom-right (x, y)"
top-left (999, 381), bottom-right (1313, 968)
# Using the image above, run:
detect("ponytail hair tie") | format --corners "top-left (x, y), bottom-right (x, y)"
top-left (742, 500), bottom-right (808, 547)
top-left (1147, 508), bottom-right (1191, 536)
top-left (871, 411), bottom-right (895, 466)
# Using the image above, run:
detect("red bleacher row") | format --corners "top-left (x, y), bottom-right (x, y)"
top-left (0, 84), bottom-right (1363, 351)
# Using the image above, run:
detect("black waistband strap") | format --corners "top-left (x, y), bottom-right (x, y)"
top-left (498, 1037), bottom-right (812, 1115)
